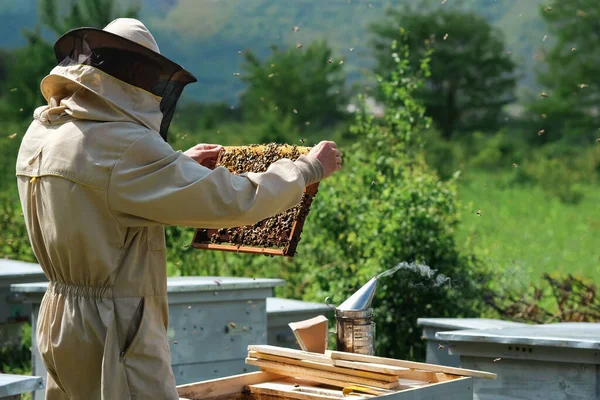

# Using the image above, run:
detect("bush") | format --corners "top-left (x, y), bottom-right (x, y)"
top-left (293, 42), bottom-right (487, 359)
top-left (163, 36), bottom-right (490, 361)
top-left (240, 41), bottom-right (349, 130)
top-left (511, 142), bottom-right (599, 205)
top-left (0, 323), bottom-right (32, 375)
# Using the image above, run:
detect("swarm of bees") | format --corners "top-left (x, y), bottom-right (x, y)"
top-left (193, 143), bottom-right (318, 256)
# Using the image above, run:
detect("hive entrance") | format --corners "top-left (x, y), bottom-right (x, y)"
top-left (191, 143), bottom-right (319, 257)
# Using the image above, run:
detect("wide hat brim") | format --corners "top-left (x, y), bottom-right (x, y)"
top-left (53, 27), bottom-right (197, 85)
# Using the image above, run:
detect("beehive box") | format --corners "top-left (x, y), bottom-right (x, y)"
top-left (176, 345), bottom-right (493, 400)
top-left (192, 144), bottom-right (319, 257)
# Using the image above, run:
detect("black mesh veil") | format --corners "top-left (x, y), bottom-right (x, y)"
top-left (53, 28), bottom-right (197, 142)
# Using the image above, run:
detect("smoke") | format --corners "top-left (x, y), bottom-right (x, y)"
top-left (378, 261), bottom-right (451, 290)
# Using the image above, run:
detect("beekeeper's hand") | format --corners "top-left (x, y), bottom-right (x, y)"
top-left (184, 144), bottom-right (223, 169)
top-left (308, 140), bottom-right (341, 179)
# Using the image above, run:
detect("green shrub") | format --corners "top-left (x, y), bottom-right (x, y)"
top-left (509, 142), bottom-right (599, 205)
top-left (514, 155), bottom-right (585, 205)
top-left (0, 119), bottom-right (36, 261)
top-left (0, 323), bottom-right (32, 375)
top-left (165, 35), bottom-right (489, 361)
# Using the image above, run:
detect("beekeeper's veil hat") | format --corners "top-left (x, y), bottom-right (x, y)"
top-left (52, 18), bottom-right (196, 141)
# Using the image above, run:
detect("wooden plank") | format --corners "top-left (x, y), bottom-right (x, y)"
top-left (392, 370), bottom-right (456, 383)
top-left (221, 145), bottom-right (311, 155)
top-left (284, 183), bottom-right (319, 256)
top-left (248, 381), bottom-right (344, 399)
top-left (248, 352), bottom-right (398, 383)
top-left (329, 351), bottom-right (497, 380)
top-left (191, 242), bottom-right (285, 256)
top-left (246, 358), bottom-right (400, 390)
top-left (248, 345), bottom-right (410, 375)
top-left (249, 345), bottom-right (333, 364)
top-left (177, 371), bottom-right (280, 399)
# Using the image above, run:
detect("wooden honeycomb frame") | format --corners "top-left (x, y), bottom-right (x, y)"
top-left (191, 144), bottom-right (319, 257)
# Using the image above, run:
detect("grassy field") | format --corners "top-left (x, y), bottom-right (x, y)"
top-left (457, 171), bottom-right (600, 290)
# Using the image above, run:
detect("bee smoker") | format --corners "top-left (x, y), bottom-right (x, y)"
top-left (328, 276), bottom-right (379, 355)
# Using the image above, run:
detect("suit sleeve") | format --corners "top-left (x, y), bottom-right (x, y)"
top-left (107, 132), bottom-right (323, 228)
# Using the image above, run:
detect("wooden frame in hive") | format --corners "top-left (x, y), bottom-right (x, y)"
top-left (191, 144), bottom-right (319, 257)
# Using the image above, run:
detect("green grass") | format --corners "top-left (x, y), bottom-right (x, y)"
top-left (457, 171), bottom-right (600, 288)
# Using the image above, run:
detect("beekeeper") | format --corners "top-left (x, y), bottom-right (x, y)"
top-left (15, 18), bottom-right (341, 400)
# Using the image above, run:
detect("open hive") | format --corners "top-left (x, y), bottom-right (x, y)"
top-left (177, 344), bottom-right (496, 399)
top-left (191, 143), bottom-right (319, 257)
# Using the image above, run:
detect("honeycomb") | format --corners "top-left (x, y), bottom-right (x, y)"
top-left (193, 143), bottom-right (318, 256)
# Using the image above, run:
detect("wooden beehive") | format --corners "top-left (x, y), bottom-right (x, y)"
top-left (176, 345), bottom-right (495, 399)
top-left (191, 144), bottom-right (319, 257)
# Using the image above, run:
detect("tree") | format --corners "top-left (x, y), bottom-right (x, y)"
top-left (289, 37), bottom-right (488, 360)
top-left (370, 5), bottom-right (517, 139)
top-left (240, 41), bottom-right (347, 131)
top-left (0, 0), bottom-right (140, 119)
top-left (40, 0), bottom-right (140, 35)
top-left (530, 1), bottom-right (600, 143)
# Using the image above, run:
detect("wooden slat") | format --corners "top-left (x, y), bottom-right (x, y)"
top-left (248, 381), bottom-right (345, 399)
top-left (248, 351), bottom-right (398, 383)
top-left (248, 345), bottom-right (410, 375)
top-left (191, 242), bottom-right (285, 256)
top-left (222, 145), bottom-right (311, 155)
top-left (248, 345), bottom-right (333, 364)
top-left (245, 358), bottom-right (400, 390)
top-left (329, 351), bottom-right (497, 380)
top-left (177, 371), bottom-right (281, 399)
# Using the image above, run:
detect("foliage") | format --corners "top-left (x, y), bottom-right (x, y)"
top-left (511, 141), bottom-right (600, 204)
top-left (456, 171), bottom-right (600, 288)
top-left (486, 273), bottom-right (600, 323)
top-left (0, 0), bottom-right (141, 121)
top-left (286, 38), bottom-right (488, 360)
top-left (0, 323), bottom-right (32, 376)
top-left (0, 30), bottom-right (55, 120)
top-left (370, 5), bottom-right (517, 138)
top-left (160, 36), bottom-right (490, 361)
top-left (0, 120), bottom-right (36, 262)
top-left (40, 0), bottom-right (140, 35)
top-left (530, 0), bottom-right (600, 142)
top-left (240, 41), bottom-right (348, 131)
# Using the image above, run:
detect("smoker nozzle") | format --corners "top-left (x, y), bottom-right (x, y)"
top-left (337, 277), bottom-right (378, 311)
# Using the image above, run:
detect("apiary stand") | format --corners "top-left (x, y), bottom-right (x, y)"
top-left (437, 323), bottom-right (600, 399)
top-left (11, 276), bottom-right (284, 400)
top-left (417, 318), bottom-right (527, 367)
top-left (0, 374), bottom-right (44, 399)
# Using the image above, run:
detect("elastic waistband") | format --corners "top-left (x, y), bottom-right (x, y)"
top-left (49, 281), bottom-right (112, 299)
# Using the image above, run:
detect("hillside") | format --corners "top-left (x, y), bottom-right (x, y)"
top-left (0, 0), bottom-right (547, 103)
